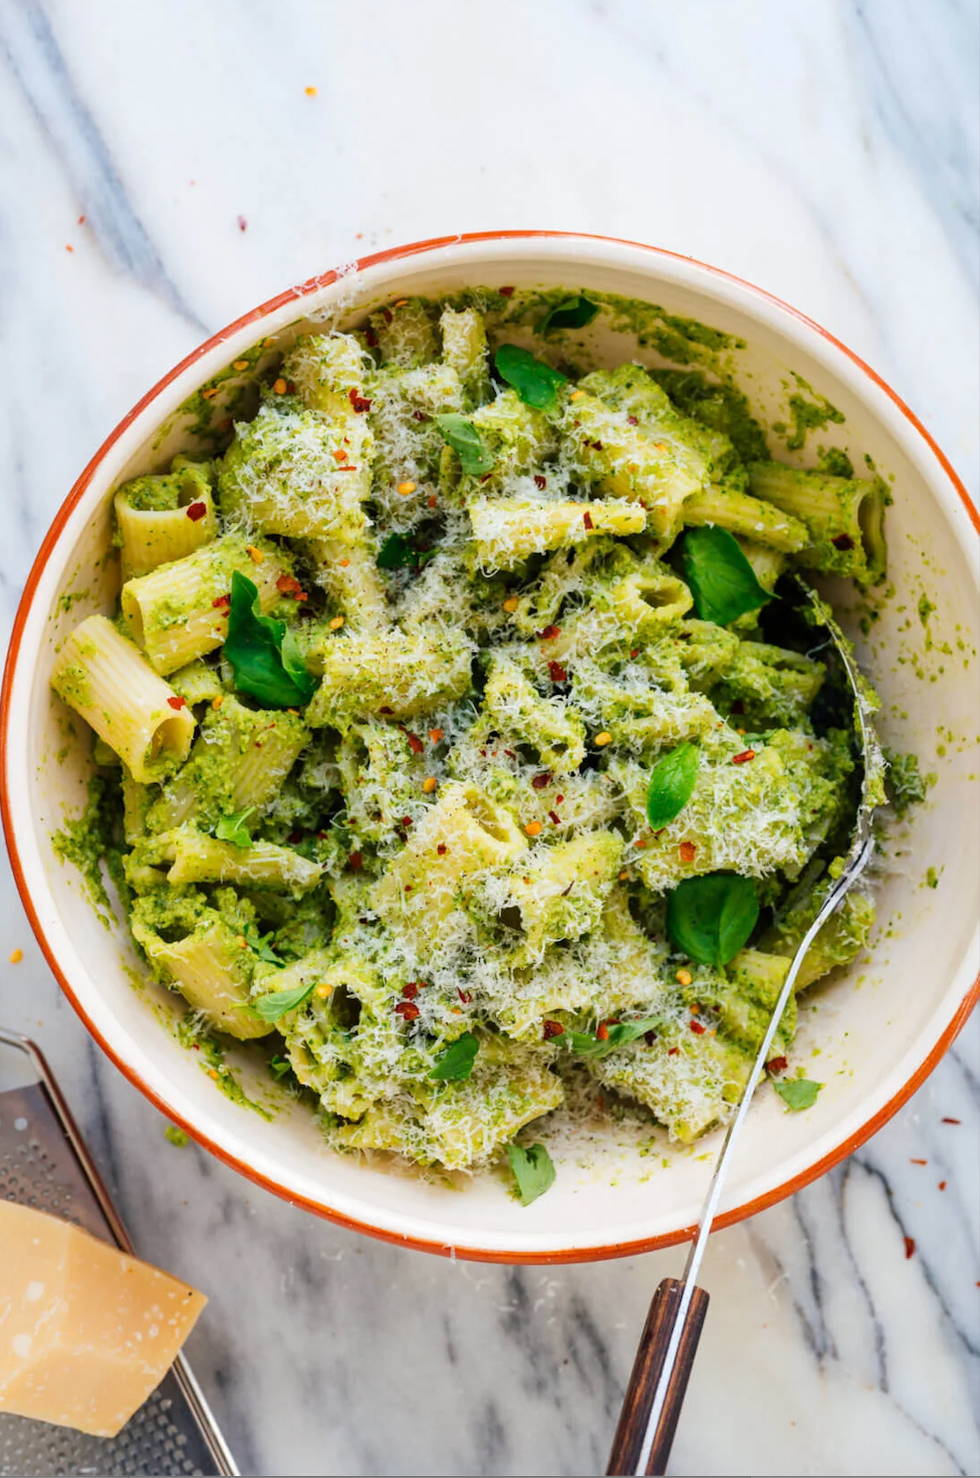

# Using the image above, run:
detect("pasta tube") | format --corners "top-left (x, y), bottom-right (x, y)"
top-left (50, 615), bottom-right (194, 782)
top-left (120, 534), bottom-right (286, 674)
top-left (114, 462), bottom-right (217, 579)
top-left (747, 461), bottom-right (886, 582)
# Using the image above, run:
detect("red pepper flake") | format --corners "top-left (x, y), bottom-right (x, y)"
top-left (167, 695), bottom-right (187, 710)
top-left (626, 415), bottom-right (638, 426)
top-left (503, 748), bottom-right (517, 759)
top-left (395, 1000), bottom-right (420, 1022)
top-left (766, 1056), bottom-right (788, 1075)
top-left (379, 706), bottom-right (393, 715)
top-left (589, 440), bottom-right (604, 451)
top-left (630, 648), bottom-right (640, 659)
top-left (668, 1046), bottom-right (680, 1056)
top-left (411, 409), bottom-right (427, 423)
top-left (348, 851), bottom-right (363, 871)
top-left (543, 1020), bottom-right (564, 1040)
top-left (538, 624), bottom-right (561, 641)
top-left (237, 215), bottom-right (247, 232)
top-left (904, 1236), bottom-right (916, 1259)
top-left (730, 699), bottom-right (744, 716)
top-left (534, 474), bottom-right (547, 490)
top-left (186, 500), bottom-right (208, 522)
top-left (910, 1158), bottom-right (928, 1165)
top-left (288, 831), bottom-right (303, 844)
top-left (560, 881), bottom-right (574, 897)
top-left (77, 214), bottom-right (86, 225)
top-left (276, 573), bottom-right (307, 601)
top-left (942, 1117), bottom-right (961, 1124)
top-left (364, 327), bottom-right (378, 348)
top-left (689, 1020), bottom-right (706, 1035)
top-left (382, 307), bottom-right (393, 324)
top-left (555, 794), bottom-right (564, 804)
top-left (596, 1023), bottom-right (610, 1042)
top-left (938, 1180), bottom-right (947, 1191)
top-left (348, 387), bottom-right (372, 413)
top-left (583, 510), bottom-right (594, 531)
top-left (458, 988), bottom-right (473, 1004)
top-left (832, 533), bottom-right (855, 551)
top-left (212, 593), bottom-right (231, 609)
top-left (732, 749), bottom-right (756, 765)
top-left (548, 660), bottom-right (568, 683)
top-left (400, 816), bottom-right (412, 827)
top-left (499, 285), bottom-right (515, 297)
top-left (548, 810), bottom-right (561, 825)
top-left (405, 731), bottom-right (424, 755)
top-left (402, 982), bottom-right (419, 1000)
top-left (531, 772), bottom-right (552, 790)
top-left (678, 840), bottom-right (697, 864)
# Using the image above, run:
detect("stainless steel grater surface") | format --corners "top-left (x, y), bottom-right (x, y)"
top-left (0, 1029), bottom-right (238, 1478)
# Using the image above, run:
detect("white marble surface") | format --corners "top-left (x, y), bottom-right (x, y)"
top-left (0, 1), bottom-right (977, 1474)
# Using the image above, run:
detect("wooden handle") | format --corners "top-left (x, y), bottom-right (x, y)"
top-left (607, 1276), bottom-right (709, 1476)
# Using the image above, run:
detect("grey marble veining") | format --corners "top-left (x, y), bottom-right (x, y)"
top-left (0, 2), bottom-right (977, 1473)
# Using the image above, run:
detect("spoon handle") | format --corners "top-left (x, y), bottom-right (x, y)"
top-left (606, 1277), bottom-right (709, 1476)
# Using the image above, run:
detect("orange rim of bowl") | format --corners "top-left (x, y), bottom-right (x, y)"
top-left (2, 230), bottom-right (977, 1264)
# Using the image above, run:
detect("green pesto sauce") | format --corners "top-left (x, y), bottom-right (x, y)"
top-left (772, 375), bottom-right (845, 451)
top-left (175, 1012), bottom-right (273, 1118)
top-left (925, 866), bottom-right (940, 889)
top-left (817, 446), bottom-right (855, 479)
top-left (57, 589), bottom-right (91, 616)
top-left (647, 368), bottom-right (771, 463)
top-left (164, 1124), bottom-right (189, 1146)
top-left (51, 776), bottom-right (117, 922)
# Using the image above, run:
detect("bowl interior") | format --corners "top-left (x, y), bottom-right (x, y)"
top-left (6, 237), bottom-right (978, 1258)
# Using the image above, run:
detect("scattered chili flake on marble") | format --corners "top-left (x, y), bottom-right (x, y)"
top-left (904, 1236), bottom-right (916, 1259)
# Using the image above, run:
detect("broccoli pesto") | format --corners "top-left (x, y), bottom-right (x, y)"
top-left (50, 289), bottom-right (916, 1202)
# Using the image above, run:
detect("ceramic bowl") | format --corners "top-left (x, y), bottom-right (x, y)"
top-left (3, 232), bottom-right (977, 1261)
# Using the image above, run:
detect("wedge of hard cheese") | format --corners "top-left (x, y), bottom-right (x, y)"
top-left (0, 1199), bottom-right (207, 1437)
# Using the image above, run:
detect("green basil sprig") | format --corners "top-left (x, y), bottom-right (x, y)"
top-left (562, 1017), bottom-right (660, 1061)
top-left (773, 1078), bottom-right (822, 1111)
top-left (506, 1142), bottom-right (556, 1206)
top-left (540, 295), bottom-right (599, 332)
top-left (646, 743), bottom-right (699, 831)
top-left (666, 873), bottom-right (759, 966)
top-left (429, 1033), bottom-right (479, 1081)
top-left (681, 526), bottom-right (773, 626)
top-left (435, 413), bottom-right (496, 475)
top-left (244, 924), bottom-right (284, 967)
top-left (215, 806), bottom-right (255, 848)
top-left (252, 979), bottom-right (315, 1021)
top-left (376, 533), bottom-right (438, 570)
top-left (224, 571), bottom-right (317, 708)
top-left (494, 344), bottom-right (568, 410)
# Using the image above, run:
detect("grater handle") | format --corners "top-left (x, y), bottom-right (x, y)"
top-left (606, 1277), bottom-right (709, 1475)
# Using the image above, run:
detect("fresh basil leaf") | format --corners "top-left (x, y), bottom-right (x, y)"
top-left (224, 571), bottom-right (317, 708)
top-left (666, 873), bottom-right (759, 966)
top-left (377, 533), bottom-right (416, 569)
top-left (646, 743), bottom-right (700, 830)
top-left (540, 295), bottom-right (599, 332)
top-left (435, 413), bottom-right (496, 476)
top-left (280, 627), bottom-right (313, 692)
top-left (681, 526), bottom-right (773, 626)
top-left (215, 805), bottom-right (255, 848)
top-left (494, 344), bottom-right (568, 410)
top-left (773, 1078), bottom-right (823, 1111)
top-left (562, 1017), bottom-right (660, 1061)
top-left (429, 1032), bottom-right (479, 1081)
top-left (252, 979), bottom-right (315, 1020)
top-left (244, 924), bottom-right (284, 967)
top-left (506, 1142), bottom-right (556, 1206)
top-left (269, 1054), bottom-right (293, 1080)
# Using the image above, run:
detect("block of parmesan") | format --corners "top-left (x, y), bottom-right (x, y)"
top-left (0, 1200), bottom-right (207, 1437)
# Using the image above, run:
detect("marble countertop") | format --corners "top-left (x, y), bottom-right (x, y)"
top-left (0, 1), bottom-right (977, 1473)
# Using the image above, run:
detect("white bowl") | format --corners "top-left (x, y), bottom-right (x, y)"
top-left (3, 232), bottom-right (977, 1262)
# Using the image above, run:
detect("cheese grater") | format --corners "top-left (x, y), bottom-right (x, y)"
top-left (0, 1027), bottom-right (238, 1478)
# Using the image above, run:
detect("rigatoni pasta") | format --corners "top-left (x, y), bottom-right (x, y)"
top-left (50, 287), bottom-right (907, 1193)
